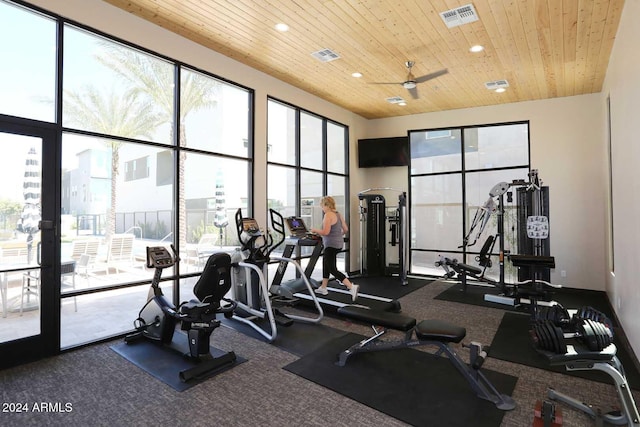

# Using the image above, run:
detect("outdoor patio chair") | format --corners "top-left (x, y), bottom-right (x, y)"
top-left (105, 234), bottom-right (135, 274)
top-left (70, 238), bottom-right (100, 262)
top-left (20, 247), bottom-right (77, 314)
top-left (69, 238), bottom-right (100, 281)
top-left (1, 245), bottom-right (30, 317)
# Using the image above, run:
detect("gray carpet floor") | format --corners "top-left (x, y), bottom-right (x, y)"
top-left (1, 278), bottom-right (638, 426)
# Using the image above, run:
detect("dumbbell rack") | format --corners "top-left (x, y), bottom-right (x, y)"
top-left (544, 348), bottom-right (639, 426)
top-left (531, 307), bottom-right (640, 426)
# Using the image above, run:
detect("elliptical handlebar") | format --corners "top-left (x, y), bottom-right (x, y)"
top-left (234, 208), bottom-right (286, 261)
top-left (267, 209), bottom-right (285, 256)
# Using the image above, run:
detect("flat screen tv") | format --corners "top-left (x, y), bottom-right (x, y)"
top-left (358, 136), bottom-right (409, 168)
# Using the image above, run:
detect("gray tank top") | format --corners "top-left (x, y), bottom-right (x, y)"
top-left (323, 213), bottom-right (344, 249)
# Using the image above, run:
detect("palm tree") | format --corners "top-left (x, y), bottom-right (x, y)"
top-left (97, 46), bottom-right (219, 252)
top-left (64, 85), bottom-right (163, 240)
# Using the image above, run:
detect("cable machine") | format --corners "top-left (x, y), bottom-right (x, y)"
top-left (438, 170), bottom-right (556, 307)
top-left (358, 188), bottom-right (409, 285)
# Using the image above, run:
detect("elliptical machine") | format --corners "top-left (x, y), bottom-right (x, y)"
top-left (125, 245), bottom-right (237, 382)
top-left (228, 209), bottom-right (323, 342)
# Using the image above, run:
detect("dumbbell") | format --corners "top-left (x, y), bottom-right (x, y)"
top-left (535, 305), bottom-right (614, 335)
top-left (535, 304), bottom-right (571, 326)
top-left (530, 318), bottom-right (614, 354)
top-left (573, 305), bottom-right (614, 331)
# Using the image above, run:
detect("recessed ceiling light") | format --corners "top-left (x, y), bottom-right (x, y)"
top-left (470, 45), bottom-right (484, 53)
top-left (386, 96), bottom-right (405, 104)
top-left (398, 102), bottom-right (407, 106)
top-left (495, 87), bottom-right (506, 93)
top-left (351, 72), bottom-right (363, 78)
top-left (275, 23), bottom-right (289, 32)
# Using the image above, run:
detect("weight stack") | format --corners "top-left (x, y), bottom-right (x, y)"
top-left (517, 186), bottom-right (551, 282)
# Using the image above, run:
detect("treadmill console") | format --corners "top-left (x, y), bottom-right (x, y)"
top-left (285, 217), bottom-right (321, 244)
top-left (285, 217), bottom-right (308, 237)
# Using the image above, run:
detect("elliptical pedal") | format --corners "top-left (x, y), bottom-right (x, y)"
top-left (274, 309), bottom-right (294, 327)
top-left (271, 295), bottom-right (300, 307)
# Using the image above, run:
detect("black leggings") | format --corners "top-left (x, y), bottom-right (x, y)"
top-left (323, 246), bottom-right (346, 282)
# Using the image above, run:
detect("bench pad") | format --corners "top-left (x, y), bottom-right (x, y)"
top-left (457, 262), bottom-right (482, 275)
top-left (415, 319), bottom-right (466, 343)
top-left (337, 305), bottom-right (416, 332)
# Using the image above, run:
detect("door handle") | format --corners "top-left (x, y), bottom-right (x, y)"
top-left (39, 220), bottom-right (57, 236)
top-left (39, 220), bottom-right (55, 230)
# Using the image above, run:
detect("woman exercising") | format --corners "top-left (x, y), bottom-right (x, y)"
top-left (310, 196), bottom-right (359, 301)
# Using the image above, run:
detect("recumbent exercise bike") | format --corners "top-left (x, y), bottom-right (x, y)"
top-left (125, 245), bottom-right (237, 382)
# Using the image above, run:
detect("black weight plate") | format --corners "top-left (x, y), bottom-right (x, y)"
top-left (531, 322), bottom-right (546, 349)
top-left (534, 322), bottom-right (552, 351)
top-left (538, 321), bottom-right (555, 352)
top-left (593, 321), bottom-right (612, 349)
top-left (542, 321), bottom-right (561, 353)
top-left (592, 320), bottom-right (605, 350)
top-left (581, 320), bottom-right (599, 351)
top-left (576, 306), bottom-right (588, 320)
top-left (594, 320), bottom-right (610, 350)
top-left (549, 322), bottom-right (567, 354)
top-left (578, 319), bottom-right (594, 351)
top-left (553, 305), bottom-right (569, 325)
top-left (590, 319), bottom-right (604, 350)
top-left (558, 306), bottom-right (570, 324)
top-left (536, 306), bottom-right (549, 322)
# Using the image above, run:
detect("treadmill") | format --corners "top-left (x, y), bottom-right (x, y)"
top-left (270, 212), bottom-right (401, 313)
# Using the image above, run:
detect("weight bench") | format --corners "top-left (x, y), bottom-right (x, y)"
top-left (336, 305), bottom-right (516, 411)
top-left (435, 255), bottom-right (502, 295)
top-left (435, 255), bottom-right (484, 281)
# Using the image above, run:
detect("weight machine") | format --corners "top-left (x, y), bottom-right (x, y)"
top-left (442, 170), bottom-right (557, 307)
top-left (357, 188), bottom-right (409, 285)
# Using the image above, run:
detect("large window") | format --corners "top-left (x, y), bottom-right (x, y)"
top-left (63, 25), bottom-right (174, 144)
top-left (267, 98), bottom-right (349, 276)
top-left (409, 122), bottom-right (529, 279)
top-left (0, 1), bottom-right (56, 122)
top-left (0, 0), bottom-right (253, 349)
top-left (181, 68), bottom-right (250, 157)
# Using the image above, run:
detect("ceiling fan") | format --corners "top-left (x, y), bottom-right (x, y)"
top-left (370, 61), bottom-right (448, 100)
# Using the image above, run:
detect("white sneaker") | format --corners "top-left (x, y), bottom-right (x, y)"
top-left (349, 284), bottom-right (359, 301)
top-left (314, 287), bottom-right (329, 296)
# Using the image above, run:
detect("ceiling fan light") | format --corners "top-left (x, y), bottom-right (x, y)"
top-left (404, 81), bottom-right (417, 89)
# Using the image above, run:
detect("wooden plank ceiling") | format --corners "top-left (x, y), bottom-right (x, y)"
top-left (103, 0), bottom-right (625, 120)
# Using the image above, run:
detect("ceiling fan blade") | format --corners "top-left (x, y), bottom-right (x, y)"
top-left (413, 68), bottom-right (448, 84)
top-left (407, 86), bottom-right (419, 99)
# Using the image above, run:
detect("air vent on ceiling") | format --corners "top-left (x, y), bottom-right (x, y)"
top-left (440, 4), bottom-right (479, 28)
top-left (484, 79), bottom-right (509, 90)
top-left (311, 48), bottom-right (341, 62)
top-left (386, 96), bottom-right (406, 104)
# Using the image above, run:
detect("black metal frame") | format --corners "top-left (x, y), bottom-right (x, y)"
top-left (408, 121), bottom-right (531, 277)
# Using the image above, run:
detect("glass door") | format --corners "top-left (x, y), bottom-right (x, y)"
top-left (0, 121), bottom-right (58, 369)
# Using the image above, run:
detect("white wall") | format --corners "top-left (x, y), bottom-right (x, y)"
top-left (361, 94), bottom-right (606, 292)
top-left (600, 0), bottom-right (640, 357)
